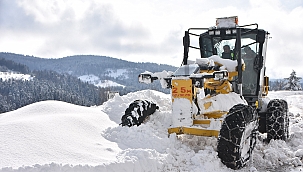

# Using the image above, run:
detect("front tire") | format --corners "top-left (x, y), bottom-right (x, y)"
top-left (120, 100), bottom-right (158, 127)
top-left (217, 104), bottom-right (258, 170)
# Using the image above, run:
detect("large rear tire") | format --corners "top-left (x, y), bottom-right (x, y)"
top-left (120, 100), bottom-right (158, 127)
top-left (217, 104), bottom-right (258, 170)
top-left (266, 99), bottom-right (289, 141)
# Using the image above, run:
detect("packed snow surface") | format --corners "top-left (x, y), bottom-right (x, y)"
top-left (1, 90), bottom-right (303, 171)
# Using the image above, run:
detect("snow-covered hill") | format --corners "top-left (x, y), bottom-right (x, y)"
top-left (1, 90), bottom-right (303, 172)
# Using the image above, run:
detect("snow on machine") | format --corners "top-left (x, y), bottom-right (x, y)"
top-left (121, 16), bottom-right (289, 170)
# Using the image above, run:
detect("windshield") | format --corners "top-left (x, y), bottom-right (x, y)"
top-left (174, 64), bottom-right (200, 76)
top-left (215, 39), bottom-right (236, 60)
top-left (200, 30), bottom-right (261, 96)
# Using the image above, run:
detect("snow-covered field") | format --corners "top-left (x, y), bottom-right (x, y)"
top-left (105, 69), bottom-right (129, 79)
top-left (1, 90), bottom-right (303, 172)
top-left (78, 74), bottom-right (125, 88)
top-left (0, 72), bottom-right (33, 81)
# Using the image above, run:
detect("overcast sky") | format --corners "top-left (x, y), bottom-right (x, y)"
top-left (1, 0), bottom-right (303, 78)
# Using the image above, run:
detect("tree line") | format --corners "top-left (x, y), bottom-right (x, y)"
top-left (269, 70), bottom-right (302, 91)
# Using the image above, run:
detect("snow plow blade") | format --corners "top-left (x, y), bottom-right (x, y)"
top-left (168, 127), bottom-right (219, 137)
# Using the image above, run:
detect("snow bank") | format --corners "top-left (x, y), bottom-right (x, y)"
top-left (197, 92), bottom-right (247, 114)
top-left (0, 101), bottom-right (120, 168)
top-left (101, 89), bottom-right (171, 124)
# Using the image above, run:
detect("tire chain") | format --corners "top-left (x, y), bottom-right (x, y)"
top-left (120, 100), bottom-right (159, 127)
top-left (266, 99), bottom-right (289, 141)
top-left (217, 104), bottom-right (258, 170)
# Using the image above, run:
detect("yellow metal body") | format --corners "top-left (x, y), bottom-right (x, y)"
top-left (263, 76), bottom-right (269, 96)
top-left (171, 79), bottom-right (193, 103)
top-left (167, 61), bottom-right (248, 137)
top-left (204, 78), bottom-right (232, 94)
top-left (203, 111), bottom-right (228, 119)
top-left (168, 127), bottom-right (219, 137)
top-left (168, 111), bottom-right (227, 137)
top-left (168, 69), bottom-right (233, 137)
top-left (200, 69), bottom-right (238, 94)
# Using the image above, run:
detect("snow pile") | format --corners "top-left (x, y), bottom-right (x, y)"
top-left (101, 90), bottom-right (171, 124)
top-left (197, 92), bottom-right (247, 114)
top-left (0, 101), bottom-right (120, 168)
top-left (171, 98), bottom-right (196, 127)
top-left (196, 55), bottom-right (244, 72)
top-left (1, 90), bottom-right (303, 171)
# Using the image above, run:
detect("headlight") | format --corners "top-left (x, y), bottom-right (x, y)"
top-left (213, 71), bottom-right (228, 80)
top-left (214, 73), bottom-right (224, 80)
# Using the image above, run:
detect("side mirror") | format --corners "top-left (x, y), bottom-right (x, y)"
top-left (183, 31), bottom-right (190, 65)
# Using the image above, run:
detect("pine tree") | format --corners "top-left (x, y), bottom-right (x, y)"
top-left (284, 70), bottom-right (302, 91)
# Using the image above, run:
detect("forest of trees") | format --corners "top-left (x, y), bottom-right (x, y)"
top-left (0, 58), bottom-right (109, 113)
top-left (0, 58), bottom-right (30, 74)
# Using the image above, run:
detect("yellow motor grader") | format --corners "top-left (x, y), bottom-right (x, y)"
top-left (121, 16), bottom-right (289, 170)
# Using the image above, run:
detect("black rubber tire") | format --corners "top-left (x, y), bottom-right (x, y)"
top-left (266, 99), bottom-right (289, 141)
top-left (120, 100), bottom-right (158, 127)
top-left (217, 104), bottom-right (258, 170)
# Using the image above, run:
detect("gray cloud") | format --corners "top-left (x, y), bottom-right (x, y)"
top-left (1, 0), bottom-right (303, 78)
top-left (0, 0), bottom-right (38, 31)
top-left (28, 2), bottom-right (160, 57)
top-left (0, 0), bottom-right (159, 57)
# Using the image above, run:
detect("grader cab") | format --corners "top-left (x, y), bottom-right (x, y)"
top-left (121, 16), bottom-right (289, 170)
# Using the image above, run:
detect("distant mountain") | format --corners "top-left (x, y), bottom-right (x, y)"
top-left (0, 52), bottom-right (178, 94)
